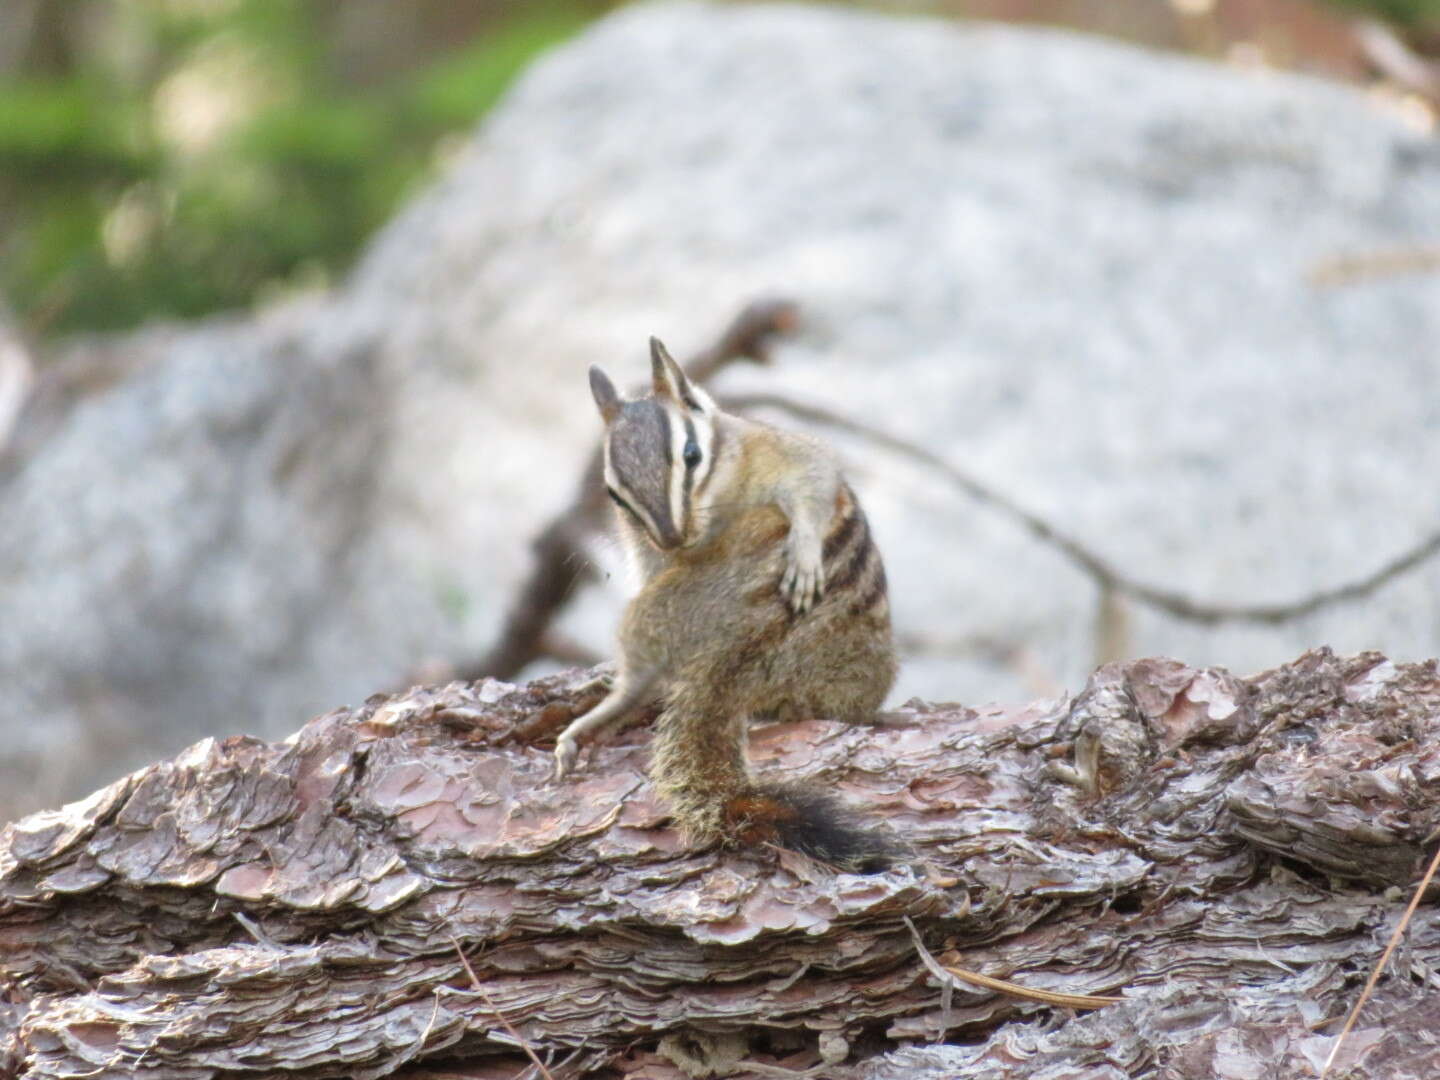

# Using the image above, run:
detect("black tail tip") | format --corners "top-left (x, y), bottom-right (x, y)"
top-left (728, 782), bottom-right (904, 874)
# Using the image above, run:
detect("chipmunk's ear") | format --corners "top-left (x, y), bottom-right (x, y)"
top-left (650, 337), bottom-right (714, 414)
top-left (589, 365), bottom-right (621, 424)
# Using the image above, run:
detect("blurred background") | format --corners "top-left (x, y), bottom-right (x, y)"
top-left (2, 0), bottom-right (1438, 821)
top-left (2, 0), bottom-right (1436, 339)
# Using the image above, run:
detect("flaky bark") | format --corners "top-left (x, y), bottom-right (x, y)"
top-left (3, 648), bottom-right (1439, 1079)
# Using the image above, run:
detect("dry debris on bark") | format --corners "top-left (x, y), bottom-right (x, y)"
top-left (3, 647), bottom-right (1439, 1079)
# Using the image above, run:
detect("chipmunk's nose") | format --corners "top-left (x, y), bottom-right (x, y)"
top-left (650, 519), bottom-right (684, 551)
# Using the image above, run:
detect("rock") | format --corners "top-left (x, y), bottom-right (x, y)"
top-left (2, 1), bottom-right (1439, 815)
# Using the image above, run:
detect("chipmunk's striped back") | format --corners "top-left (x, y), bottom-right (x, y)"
top-left (819, 483), bottom-right (888, 620)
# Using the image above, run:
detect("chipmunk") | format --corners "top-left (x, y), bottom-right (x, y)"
top-left (552, 338), bottom-right (899, 871)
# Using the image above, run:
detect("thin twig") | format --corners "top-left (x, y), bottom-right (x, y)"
top-left (1354, 18), bottom-right (1440, 105)
top-left (904, 917), bottom-right (1124, 1013)
top-left (1320, 842), bottom-right (1440, 1078)
top-left (231, 911), bottom-right (279, 949)
top-left (413, 992), bottom-right (442, 1060)
top-left (450, 936), bottom-right (557, 1080)
top-left (734, 393), bottom-right (1440, 628)
top-left (730, 1062), bottom-right (827, 1078)
top-left (1310, 245), bottom-right (1440, 288)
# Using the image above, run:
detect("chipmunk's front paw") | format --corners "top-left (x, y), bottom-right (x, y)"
top-left (780, 538), bottom-right (825, 614)
top-left (553, 731), bottom-right (583, 780)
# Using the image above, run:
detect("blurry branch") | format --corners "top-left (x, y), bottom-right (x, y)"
top-left (731, 393), bottom-right (1440, 628)
top-left (0, 0), bottom-right (45, 74)
top-left (1309, 245), bottom-right (1440, 287)
top-left (459, 297), bottom-right (799, 681)
top-left (1305, 22), bottom-right (1440, 292)
top-left (1093, 582), bottom-right (1131, 667)
top-left (0, 304), bottom-right (36, 455)
top-left (1355, 18), bottom-right (1440, 106)
top-left (896, 630), bottom-right (1063, 699)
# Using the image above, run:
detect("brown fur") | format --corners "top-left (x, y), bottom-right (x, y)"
top-left (722, 793), bottom-right (803, 847)
top-left (629, 496), bottom-right (897, 857)
top-left (561, 346), bottom-right (900, 870)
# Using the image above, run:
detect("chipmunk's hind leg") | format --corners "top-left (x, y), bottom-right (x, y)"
top-left (766, 612), bottom-right (897, 726)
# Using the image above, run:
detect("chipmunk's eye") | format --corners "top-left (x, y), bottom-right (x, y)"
top-left (683, 440), bottom-right (702, 469)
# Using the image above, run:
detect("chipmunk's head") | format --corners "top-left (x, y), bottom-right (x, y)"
top-left (589, 338), bottom-right (721, 552)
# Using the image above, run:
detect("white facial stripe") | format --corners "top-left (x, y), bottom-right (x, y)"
top-left (673, 407), bottom-right (719, 544)
top-left (689, 380), bottom-right (718, 415)
top-left (689, 411), bottom-right (715, 493)
top-left (667, 404), bottom-right (688, 543)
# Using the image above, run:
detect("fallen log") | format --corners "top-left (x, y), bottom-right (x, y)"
top-left (2, 647), bottom-right (1438, 1079)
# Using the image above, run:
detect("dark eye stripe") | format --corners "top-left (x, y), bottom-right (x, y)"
top-left (692, 421), bottom-right (723, 501)
top-left (607, 487), bottom-right (639, 519)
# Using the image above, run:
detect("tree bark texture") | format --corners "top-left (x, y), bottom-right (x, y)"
top-left (2, 648), bottom-right (1438, 1079)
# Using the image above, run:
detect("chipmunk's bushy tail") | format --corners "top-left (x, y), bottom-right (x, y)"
top-left (720, 780), bottom-right (901, 872)
top-left (650, 693), bottom-right (901, 873)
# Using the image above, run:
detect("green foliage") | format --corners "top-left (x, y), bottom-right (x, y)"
top-left (1321, 0), bottom-right (1440, 25)
top-left (0, 0), bottom-right (598, 336)
top-left (1, 0), bottom-right (1432, 338)
top-left (0, 82), bottom-right (151, 178)
top-left (410, 10), bottom-right (595, 128)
